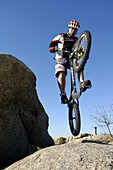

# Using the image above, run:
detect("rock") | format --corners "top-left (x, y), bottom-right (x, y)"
top-left (5, 136), bottom-right (113, 170)
top-left (54, 134), bottom-right (113, 145)
top-left (54, 133), bottom-right (92, 144)
top-left (0, 53), bottom-right (54, 168)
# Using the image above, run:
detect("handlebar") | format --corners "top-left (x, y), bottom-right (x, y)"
top-left (55, 48), bottom-right (84, 59)
top-left (55, 49), bottom-right (70, 53)
top-left (54, 48), bottom-right (79, 59)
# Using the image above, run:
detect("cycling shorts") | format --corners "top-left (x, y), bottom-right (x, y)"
top-left (55, 58), bottom-right (70, 77)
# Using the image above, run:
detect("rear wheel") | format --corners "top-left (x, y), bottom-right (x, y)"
top-left (68, 101), bottom-right (81, 136)
top-left (73, 30), bottom-right (91, 72)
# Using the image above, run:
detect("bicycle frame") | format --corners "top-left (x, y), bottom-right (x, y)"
top-left (69, 54), bottom-right (81, 103)
top-left (68, 56), bottom-right (81, 136)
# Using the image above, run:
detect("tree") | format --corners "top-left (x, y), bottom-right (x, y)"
top-left (90, 104), bottom-right (113, 137)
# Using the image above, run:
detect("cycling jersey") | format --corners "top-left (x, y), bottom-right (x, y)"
top-left (49, 33), bottom-right (78, 77)
top-left (49, 33), bottom-right (78, 59)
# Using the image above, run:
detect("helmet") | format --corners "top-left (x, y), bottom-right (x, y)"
top-left (68, 20), bottom-right (80, 29)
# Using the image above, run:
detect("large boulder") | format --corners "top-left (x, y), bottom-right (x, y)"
top-left (0, 53), bottom-right (54, 168)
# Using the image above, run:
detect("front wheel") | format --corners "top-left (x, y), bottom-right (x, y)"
top-left (73, 30), bottom-right (91, 72)
top-left (68, 101), bottom-right (81, 136)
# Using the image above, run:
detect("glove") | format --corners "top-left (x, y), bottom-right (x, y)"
top-left (49, 47), bottom-right (55, 53)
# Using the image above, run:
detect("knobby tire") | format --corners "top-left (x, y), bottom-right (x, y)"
top-left (68, 101), bottom-right (81, 136)
top-left (73, 30), bottom-right (91, 72)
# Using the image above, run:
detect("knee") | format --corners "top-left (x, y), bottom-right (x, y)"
top-left (58, 71), bottom-right (66, 78)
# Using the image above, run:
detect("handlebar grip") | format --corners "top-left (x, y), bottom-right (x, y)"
top-left (54, 50), bottom-right (58, 52)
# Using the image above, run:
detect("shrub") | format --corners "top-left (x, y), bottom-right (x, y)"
top-left (59, 137), bottom-right (66, 144)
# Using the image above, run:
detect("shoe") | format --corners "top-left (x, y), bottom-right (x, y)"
top-left (60, 92), bottom-right (68, 104)
top-left (80, 80), bottom-right (92, 93)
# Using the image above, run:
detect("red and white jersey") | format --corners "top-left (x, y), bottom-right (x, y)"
top-left (49, 33), bottom-right (78, 59)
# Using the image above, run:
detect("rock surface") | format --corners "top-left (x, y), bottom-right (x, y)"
top-left (5, 135), bottom-right (113, 170)
top-left (54, 134), bottom-right (113, 144)
top-left (0, 53), bottom-right (54, 168)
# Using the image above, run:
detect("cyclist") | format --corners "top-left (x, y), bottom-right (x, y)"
top-left (49, 20), bottom-right (91, 104)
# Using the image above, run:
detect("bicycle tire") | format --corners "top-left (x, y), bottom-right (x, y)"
top-left (73, 30), bottom-right (91, 72)
top-left (68, 101), bottom-right (81, 136)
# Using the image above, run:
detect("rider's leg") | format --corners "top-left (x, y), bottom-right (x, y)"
top-left (76, 70), bottom-right (84, 82)
top-left (55, 58), bottom-right (68, 103)
top-left (76, 71), bottom-right (92, 92)
top-left (57, 71), bottom-right (66, 93)
top-left (57, 71), bottom-right (68, 104)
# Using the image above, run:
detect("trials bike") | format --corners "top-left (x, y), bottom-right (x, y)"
top-left (55, 30), bottom-right (91, 136)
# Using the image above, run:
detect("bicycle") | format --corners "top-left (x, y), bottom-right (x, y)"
top-left (55, 30), bottom-right (91, 136)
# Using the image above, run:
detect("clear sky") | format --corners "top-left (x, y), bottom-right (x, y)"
top-left (0, 0), bottom-right (113, 138)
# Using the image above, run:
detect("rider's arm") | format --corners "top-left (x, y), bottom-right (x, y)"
top-left (49, 34), bottom-right (62, 53)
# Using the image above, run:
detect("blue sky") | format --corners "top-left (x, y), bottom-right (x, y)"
top-left (0, 0), bottom-right (113, 138)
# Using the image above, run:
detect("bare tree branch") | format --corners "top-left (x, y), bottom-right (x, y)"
top-left (90, 104), bottom-right (113, 137)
